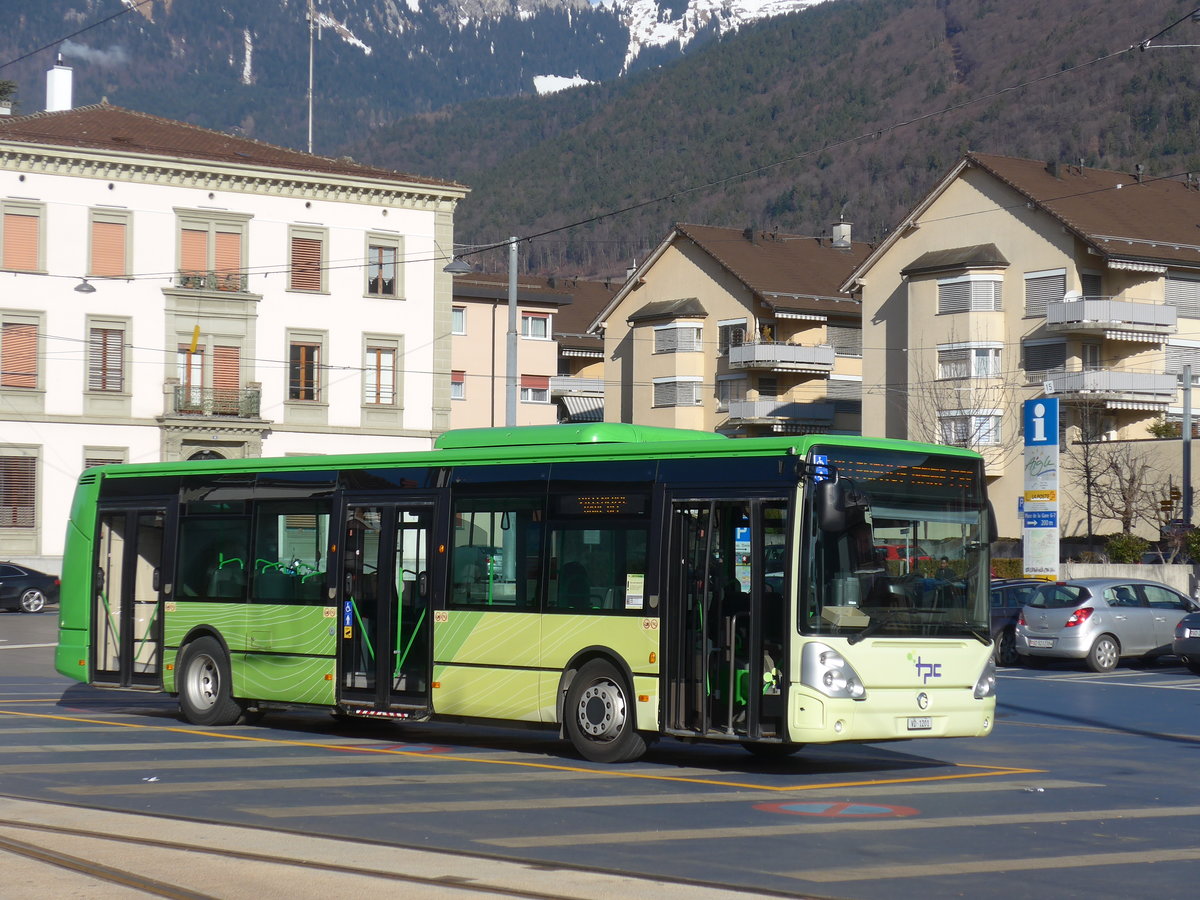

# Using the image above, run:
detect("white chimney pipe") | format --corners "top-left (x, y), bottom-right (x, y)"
top-left (831, 221), bottom-right (852, 249)
top-left (46, 58), bottom-right (73, 113)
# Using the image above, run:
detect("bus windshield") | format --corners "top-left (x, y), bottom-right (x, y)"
top-left (802, 445), bottom-right (989, 641)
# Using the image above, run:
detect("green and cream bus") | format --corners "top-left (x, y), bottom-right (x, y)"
top-left (56, 424), bottom-right (996, 762)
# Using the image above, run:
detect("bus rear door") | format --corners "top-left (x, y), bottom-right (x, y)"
top-left (92, 505), bottom-right (172, 688)
top-left (338, 501), bottom-right (435, 714)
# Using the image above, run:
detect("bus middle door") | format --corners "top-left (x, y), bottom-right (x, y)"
top-left (338, 502), bottom-right (434, 714)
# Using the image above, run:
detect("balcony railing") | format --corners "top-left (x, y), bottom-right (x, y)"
top-left (726, 400), bottom-right (836, 422)
top-left (1045, 296), bottom-right (1176, 334)
top-left (1037, 368), bottom-right (1177, 403)
top-left (727, 341), bottom-right (835, 371)
top-left (171, 386), bottom-right (261, 418)
top-left (549, 375), bottom-right (604, 395)
top-left (175, 271), bottom-right (250, 293)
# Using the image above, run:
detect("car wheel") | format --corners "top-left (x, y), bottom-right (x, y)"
top-left (564, 659), bottom-right (647, 763)
top-left (1086, 634), bottom-right (1120, 673)
top-left (177, 636), bottom-right (244, 726)
top-left (1185, 658), bottom-right (1200, 676)
top-left (18, 589), bottom-right (46, 614)
top-left (995, 628), bottom-right (1019, 667)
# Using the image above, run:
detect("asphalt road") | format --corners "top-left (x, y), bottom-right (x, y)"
top-left (2, 607), bottom-right (1199, 899)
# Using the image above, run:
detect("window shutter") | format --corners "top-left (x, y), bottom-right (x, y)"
top-left (214, 231), bottom-right (242, 291)
top-left (180, 228), bottom-right (208, 276)
top-left (1082, 272), bottom-right (1103, 298)
top-left (1023, 342), bottom-right (1067, 374)
top-left (653, 381), bottom-right (676, 406)
top-left (520, 374), bottom-right (550, 391)
top-left (0, 456), bottom-right (36, 527)
top-left (1167, 276), bottom-right (1200, 319)
top-left (212, 345), bottom-right (240, 409)
top-left (90, 220), bottom-right (127, 277)
top-left (1, 322), bottom-right (37, 388)
top-left (938, 348), bottom-right (970, 379)
top-left (1025, 273), bottom-right (1065, 316)
top-left (937, 281), bottom-right (969, 314)
top-left (88, 327), bottom-right (124, 392)
top-left (827, 325), bottom-right (862, 356)
top-left (2, 212), bottom-right (39, 271)
top-left (290, 236), bottom-right (323, 291)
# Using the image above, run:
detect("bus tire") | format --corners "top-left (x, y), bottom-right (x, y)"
top-left (564, 659), bottom-right (647, 763)
top-left (178, 636), bottom-right (243, 726)
top-left (741, 741), bottom-right (803, 760)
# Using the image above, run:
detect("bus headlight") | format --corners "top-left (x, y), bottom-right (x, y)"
top-left (973, 658), bottom-right (997, 699)
top-left (803, 642), bottom-right (867, 700)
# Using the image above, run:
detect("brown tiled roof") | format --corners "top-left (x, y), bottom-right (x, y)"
top-left (0, 103), bottom-right (464, 190)
top-left (902, 243), bottom-right (1009, 276)
top-left (674, 223), bottom-right (869, 316)
top-left (450, 272), bottom-right (573, 306)
top-left (969, 152), bottom-right (1200, 269)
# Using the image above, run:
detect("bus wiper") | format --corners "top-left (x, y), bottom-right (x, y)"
top-left (847, 611), bottom-right (900, 645)
top-left (947, 623), bottom-right (990, 646)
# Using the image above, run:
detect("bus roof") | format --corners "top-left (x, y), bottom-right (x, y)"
top-left (79, 425), bottom-right (982, 481)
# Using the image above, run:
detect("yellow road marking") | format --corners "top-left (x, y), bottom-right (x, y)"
top-left (0, 707), bottom-right (1040, 792)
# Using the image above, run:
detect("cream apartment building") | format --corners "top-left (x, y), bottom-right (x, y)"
top-left (590, 223), bottom-right (869, 436)
top-left (0, 101), bottom-right (466, 568)
top-left (843, 152), bottom-right (1200, 538)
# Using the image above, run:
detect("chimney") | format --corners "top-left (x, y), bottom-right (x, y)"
top-left (1046, 159), bottom-right (1061, 178)
top-left (46, 55), bottom-right (73, 113)
top-left (831, 221), bottom-right (853, 249)
top-left (743, 226), bottom-right (756, 244)
top-left (0, 101), bottom-right (11, 117)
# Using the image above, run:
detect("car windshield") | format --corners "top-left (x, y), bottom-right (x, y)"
top-left (802, 446), bottom-right (989, 639)
top-left (1026, 584), bottom-right (1088, 609)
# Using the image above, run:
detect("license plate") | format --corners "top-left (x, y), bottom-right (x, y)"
top-left (1188, 629), bottom-right (1200, 639)
top-left (907, 716), bottom-right (932, 731)
top-left (1027, 638), bottom-right (1055, 648)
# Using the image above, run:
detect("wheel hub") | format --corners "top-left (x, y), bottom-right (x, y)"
top-left (577, 681), bottom-right (626, 739)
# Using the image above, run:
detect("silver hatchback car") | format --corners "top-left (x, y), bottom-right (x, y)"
top-left (1015, 578), bottom-right (1198, 672)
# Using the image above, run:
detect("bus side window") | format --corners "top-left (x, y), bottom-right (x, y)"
top-left (177, 518), bottom-right (250, 599)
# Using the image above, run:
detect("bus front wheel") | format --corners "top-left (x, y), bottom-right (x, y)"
top-left (564, 660), bottom-right (647, 764)
top-left (178, 636), bottom-right (243, 726)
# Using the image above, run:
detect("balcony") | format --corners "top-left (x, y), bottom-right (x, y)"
top-left (175, 271), bottom-right (250, 293)
top-left (726, 400), bottom-right (835, 433)
top-left (550, 375), bottom-right (604, 396)
top-left (1045, 296), bottom-right (1176, 340)
top-left (727, 341), bottom-right (835, 373)
top-left (1039, 368), bottom-right (1177, 409)
top-left (171, 386), bottom-right (262, 418)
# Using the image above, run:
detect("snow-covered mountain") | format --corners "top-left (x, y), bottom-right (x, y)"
top-left (2, 0), bottom-right (833, 152)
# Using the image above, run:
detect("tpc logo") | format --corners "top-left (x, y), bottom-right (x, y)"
top-left (913, 655), bottom-right (942, 684)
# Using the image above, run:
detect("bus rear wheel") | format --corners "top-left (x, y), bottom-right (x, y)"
top-left (178, 636), bottom-right (243, 726)
top-left (565, 660), bottom-right (647, 763)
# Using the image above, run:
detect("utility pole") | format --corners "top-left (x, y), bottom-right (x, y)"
top-left (1184, 364), bottom-right (1193, 525)
top-left (307, 0), bottom-right (316, 153)
top-left (505, 237), bottom-right (518, 426)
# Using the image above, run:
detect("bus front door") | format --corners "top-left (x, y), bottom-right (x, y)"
top-left (93, 507), bottom-right (168, 688)
top-left (664, 498), bottom-right (789, 743)
top-left (339, 502), bottom-right (434, 713)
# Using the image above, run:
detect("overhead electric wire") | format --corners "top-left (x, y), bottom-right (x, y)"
top-left (0, 0), bottom-right (156, 73)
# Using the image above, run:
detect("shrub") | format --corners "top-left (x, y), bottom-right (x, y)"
top-left (1106, 533), bottom-right (1149, 564)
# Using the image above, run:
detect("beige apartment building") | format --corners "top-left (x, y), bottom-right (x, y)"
top-left (590, 223), bottom-right (869, 436)
top-left (844, 152), bottom-right (1200, 539)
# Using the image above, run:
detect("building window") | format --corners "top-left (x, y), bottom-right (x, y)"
top-left (1024, 269), bottom-right (1066, 317)
top-left (1, 316), bottom-right (38, 389)
top-left (289, 339), bottom-right (322, 401)
top-left (1167, 274), bottom-right (1200, 319)
top-left (288, 226), bottom-right (327, 293)
top-left (365, 235), bottom-right (401, 298)
top-left (937, 345), bottom-right (1001, 379)
top-left (364, 344), bottom-right (397, 405)
top-left (940, 413), bottom-right (1002, 446)
top-left (520, 374), bottom-right (550, 403)
top-left (84, 448), bottom-right (127, 469)
top-left (0, 453), bottom-right (35, 528)
top-left (654, 323), bottom-right (702, 353)
top-left (522, 314), bottom-right (550, 339)
top-left (88, 324), bottom-right (125, 393)
top-left (176, 211), bottom-right (249, 292)
top-left (826, 324), bottom-right (862, 357)
top-left (451, 370), bottom-right (465, 400)
top-left (718, 321), bottom-right (746, 355)
top-left (716, 376), bottom-right (747, 412)
top-left (452, 307), bottom-right (466, 335)
top-left (1, 202), bottom-right (43, 273)
top-left (89, 209), bottom-right (130, 278)
top-left (1166, 343), bottom-right (1200, 381)
top-left (653, 377), bottom-right (703, 407)
top-left (937, 275), bottom-right (1002, 314)
top-left (1022, 341), bottom-right (1067, 381)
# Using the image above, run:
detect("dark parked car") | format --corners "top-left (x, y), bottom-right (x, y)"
top-left (990, 579), bottom-right (1043, 666)
top-left (0, 562), bottom-right (60, 613)
top-left (1173, 612), bottom-right (1200, 674)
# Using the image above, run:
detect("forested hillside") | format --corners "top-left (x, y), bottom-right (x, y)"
top-left (352, 0), bottom-right (1200, 275)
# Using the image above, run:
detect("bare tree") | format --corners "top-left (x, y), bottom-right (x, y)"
top-left (1063, 434), bottom-right (1163, 536)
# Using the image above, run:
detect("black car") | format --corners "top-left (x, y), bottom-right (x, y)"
top-left (990, 578), bottom-right (1042, 666)
top-left (0, 562), bottom-right (60, 613)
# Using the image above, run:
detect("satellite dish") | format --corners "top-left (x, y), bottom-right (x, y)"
top-left (1063, 290), bottom-right (1082, 302)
